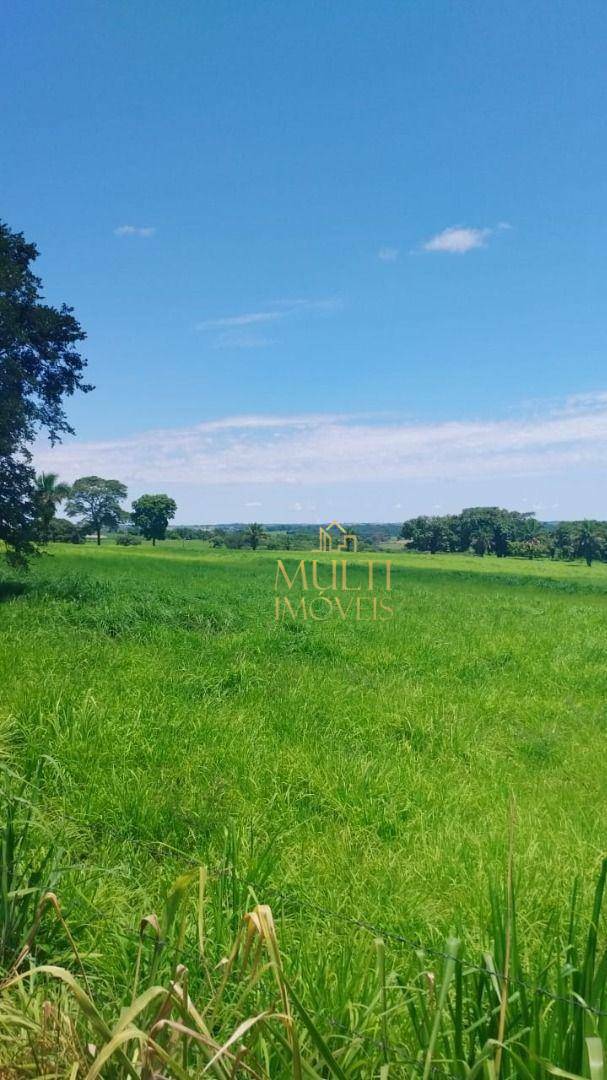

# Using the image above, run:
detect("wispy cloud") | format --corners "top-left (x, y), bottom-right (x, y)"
top-left (377, 247), bottom-right (399, 262)
top-left (34, 391), bottom-right (607, 490)
top-left (196, 311), bottom-right (282, 330)
top-left (114, 225), bottom-right (156, 238)
top-left (196, 298), bottom-right (342, 347)
top-left (213, 331), bottom-right (278, 349)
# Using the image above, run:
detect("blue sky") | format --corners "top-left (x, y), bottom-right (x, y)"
top-left (4, 1), bottom-right (607, 521)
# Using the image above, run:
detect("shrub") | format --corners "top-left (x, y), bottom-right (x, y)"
top-left (508, 537), bottom-right (553, 559)
top-left (47, 517), bottom-right (85, 544)
top-left (115, 534), bottom-right (142, 546)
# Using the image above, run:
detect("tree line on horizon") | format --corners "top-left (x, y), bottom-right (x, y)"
top-left (400, 506), bottom-right (607, 565)
top-left (18, 471), bottom-right (607, 565)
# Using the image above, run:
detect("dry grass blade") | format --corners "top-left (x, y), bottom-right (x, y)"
top-left (243, 904), bottom-right (302, 1078)
top-left (149, 1017), bottom-right (264, 1079)
top-left (203, 1012), bottom-right (272, 1073)
top-left (1, 963), bottom-right (140, 1078)
top-left (6, 890), bottom-right (91, 995)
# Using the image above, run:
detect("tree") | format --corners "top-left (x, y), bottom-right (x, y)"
top-left (553, 523), bottom-right (575, 560)
top-left (48, 517), bottom-right (85, 544)
top-left (131, 494), bottom-right (177, 546)
top-left (508, 536), bottom-right (553, 559)
top-left (571, 521), bottom-right (606, 566)
top-left (470, 529), bottom-right (492, 556)
top-left (33, 472), bottom-right (71, 542)
top-left (245, 522), bottom-right (266, 550)
top-left (459, 507), bottom-right (542, 556)
top-left (400, 515), bottom-right (456, 553)
top-left (66, 477), bottom-right (127, 545)
top-left (0, 221), bottom-right (90, 565)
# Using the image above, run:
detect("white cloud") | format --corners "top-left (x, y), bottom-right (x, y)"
top-left (421, 225), bottom-right (491, 254)
top-left (245, 501), bottom-right (262, 507)
top-left (34, 391), bottom-right (607, 491)
top-left (378, 247), bottom-right (399, 262)
top-left (114, 225), bottom-right (156, 238)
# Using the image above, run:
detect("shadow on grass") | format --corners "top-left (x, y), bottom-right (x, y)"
top-left (388, 562), bottom-right (607, 597)
top-left (0, 580), bottom-right (28, 602)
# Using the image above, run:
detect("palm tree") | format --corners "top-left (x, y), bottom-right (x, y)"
top-left (34, 472), bottom-right (71, 542)
top-left (572, 521), bottom-right (605, 566)
top-left (245, 522), bottom-right (266, 551)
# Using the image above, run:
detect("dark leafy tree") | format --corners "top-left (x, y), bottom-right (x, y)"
top-left (66, 476), bottom-right (127, 545)
top-left (493, 521), bottom-right (510, 558)
top-left (245, 522), bottom-right (267, 550)
top-left (131, 494), bottom-right (177, 546)
top-left (459, 507), bottom-right (540, 555)
top-left (571, 521), bottom-right (606, 566)
top-left (33, 472), bottom-right (71, 542)
top-left (47, 517), bottom-right (85, 544)
top-left (470, 529), bottom-right (492, 556)
top-left (400, 515), bottom-right (457, 553)
top-left (401, 507), bottom-right (548, 558)
top-left (0, 221), bottom-right (90, 565)
top-left (553, 523), bottom-right (576, 561)
top-left (225, 530), bottom-right (246, 549)
top-left (552, 521), bottom-right (607, 564)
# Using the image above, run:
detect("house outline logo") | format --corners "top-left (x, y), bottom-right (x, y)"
top-left (318, 520), bottom-right (358, 553)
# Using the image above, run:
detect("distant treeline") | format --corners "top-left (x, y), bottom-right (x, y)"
top-left (163, 513), bottom-right (607, 564)
top-left (165, 523), bottom-right (398, 550)
top-left (399, 507), bottom-right (607, 565)
top-left (47, 504), bottom-right (607, 566)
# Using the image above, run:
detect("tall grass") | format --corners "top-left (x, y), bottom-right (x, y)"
top-left (2, 784), bottom-right (607, 1077)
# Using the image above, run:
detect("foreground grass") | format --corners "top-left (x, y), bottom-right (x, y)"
top-left (1, 543), bottom-right (607, 1073)
top-left (2, 780), bottom-right (607, 1078)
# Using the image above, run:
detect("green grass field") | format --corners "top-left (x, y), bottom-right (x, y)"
top-left (3, 542), bottom-right (607, 1075)
top-left (2, 542), bottom-right (607, 944)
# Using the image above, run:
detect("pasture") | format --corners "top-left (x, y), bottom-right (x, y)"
top-left (2, 542), bottom-right (607, 1075)
top-left (2, 543), bottom-right (607, 949)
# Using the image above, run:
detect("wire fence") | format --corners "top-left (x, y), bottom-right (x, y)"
top-left (257, 882), bottom-right (607, 1019)
top-left (327, 1015), bottom-right (461, 1079)
top-left (4, 762), bottom-right (607, 1023)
